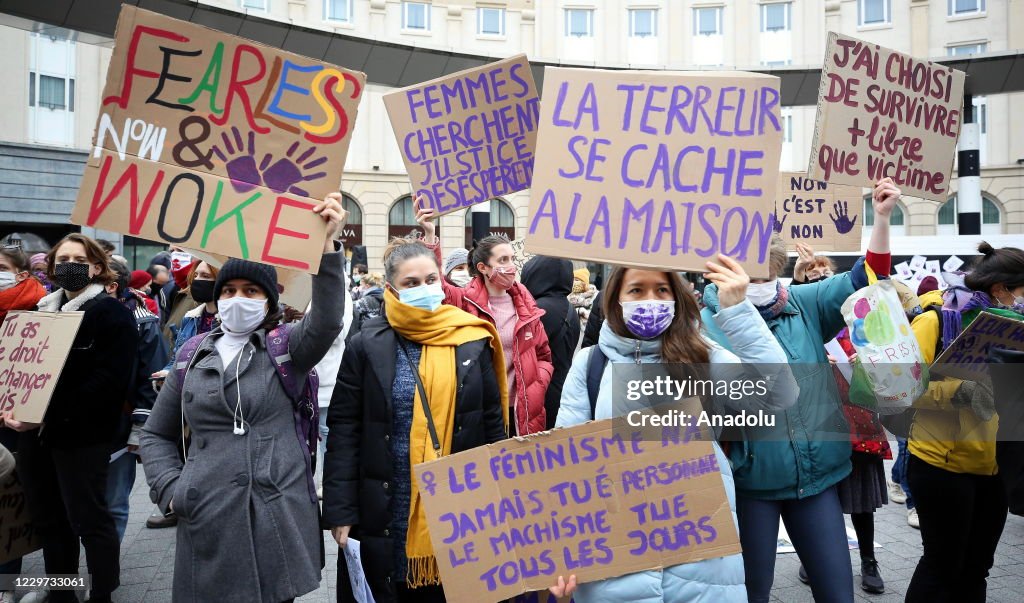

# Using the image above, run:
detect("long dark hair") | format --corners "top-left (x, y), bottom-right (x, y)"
top-left (603, 267), bottom-right (713, 409)
top-left (965, 242), bottom-right (1024, 297)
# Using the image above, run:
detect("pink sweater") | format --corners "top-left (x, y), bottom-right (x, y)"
top-left (488, 292), bottom-right (517, 406)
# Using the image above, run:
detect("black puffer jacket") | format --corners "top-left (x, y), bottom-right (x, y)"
top-left (323, 316), bottom-right (505, 602)
top-left (521, 256), bottom-right (580, 429)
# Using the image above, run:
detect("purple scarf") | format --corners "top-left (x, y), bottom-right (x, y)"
top-left (940, 287), bottom-right (993, 350)
top-left (754, 282), bottom-right (790, 321)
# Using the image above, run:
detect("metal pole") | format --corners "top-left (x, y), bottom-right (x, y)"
top-left (957, 94), bottom-right (982, 236)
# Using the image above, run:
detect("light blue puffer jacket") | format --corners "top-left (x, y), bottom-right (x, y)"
top-left (556, 299), bottom-right (798, 603)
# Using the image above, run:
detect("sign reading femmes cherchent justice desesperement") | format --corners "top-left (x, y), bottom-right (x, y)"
top-left (384, 54), bottom-right (540, 217)
top-left (808, 32), bottom-right (965, 202)
top-left (71, 6), bottom-right (366, 274)
top-left (526, 68), bottom-right (784, 279)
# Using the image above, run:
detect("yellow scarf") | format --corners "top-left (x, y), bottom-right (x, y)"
top-left (384, 288), bottom-right (509, 587)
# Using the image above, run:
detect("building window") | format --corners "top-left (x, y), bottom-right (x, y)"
top-left (339, 194), bottom-right (363, 247)
top-left (478, 7), bottom-right (506, 36)
top-left (863, 197), bottom-right (906, 226)
top-left (858, 0), bottom-right (891, 26)
top-left (402, 2), bottom-right (431, 31)
top-left (325, 0), bottom-right (352, 22)
top-left (762, 60), bottom-right (792, 67)
top-left (240, 0), bottom-right (268, 11)
top-left (629, 8), bottom-right (657, 38)
top-left (565, 9), bottom-right (594, 38)
top-left (782, 112), bottom-right (793, 143)
top-left (464, 199), bottom-right (517, 248)
top-left (948, 0), bottom-right (985, 16)
top-left (948, 42), bottom-right (987, 56)
top-left (694, 7), bottom-right (723, 36)
top-left (30, 72), bottom-right (74, 111)
top-left (388, 196), bottom-right (424, 240)
top-left (761, 2), bottom-right (791, 32)
top-left (973, 97), bottom-right (987, 134)
top-left (938, 195), bottom-right (1001, 233)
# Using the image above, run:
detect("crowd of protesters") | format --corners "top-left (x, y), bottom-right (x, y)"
top-left (0, 177), bottom-right (1022, 603)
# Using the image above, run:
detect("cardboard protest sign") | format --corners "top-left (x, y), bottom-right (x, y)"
top-left (931, 312), bottom-right (1024, 381)
top-left (0, 311), bottom-right (84, 423)
top-left (413, 403), bottom-right (740, 602)
top-left (384, 55), bottom-right (539, 217)
top-left (773, 173), bottom-right (863, 252)
top-left (186, 248), bottom-right (312, 310)
top-left (527, 68), bottom-right (784, 278)
top-left (0, 472), bottom-right (41, 564)
top-left (71, 6), bottom-right (366, 274)
top-left (808, 32), bottom-right (965, 202)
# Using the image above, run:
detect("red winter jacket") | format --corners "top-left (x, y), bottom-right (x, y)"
top-left (428, 242), bottom-right (553, 435)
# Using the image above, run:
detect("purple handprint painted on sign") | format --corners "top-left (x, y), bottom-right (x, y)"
top-left (211, 128), bottom-right (329, 197)
top-left (829, 200), bottom-right (858, 234)
top-left (770, 208), bottom-right (787, 234)
top-left (262, 142), bottom-right (328, 197)
top-left (212, 127), bottom-right (263, 193)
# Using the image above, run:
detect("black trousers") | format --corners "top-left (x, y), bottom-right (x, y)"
top-left (17, 435), bottom-right (120, 601)
top-left (906, 454), bottom-right (1008, 603)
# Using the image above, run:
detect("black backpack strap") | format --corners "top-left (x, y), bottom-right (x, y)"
top-left (586, 346), bottom-right (608, 420)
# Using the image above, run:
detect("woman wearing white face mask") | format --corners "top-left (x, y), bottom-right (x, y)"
top-left (698, 178), bottom-right (898, 603)
top-left (415, 198), bottom-right (554, 436)
top-left (324, 236), bottom-right (507, 603)
top-left (139, 194), bottom-right (348, 603)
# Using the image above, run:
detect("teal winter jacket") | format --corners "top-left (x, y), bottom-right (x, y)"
top-left (700, 258), bottom-right (870, 501)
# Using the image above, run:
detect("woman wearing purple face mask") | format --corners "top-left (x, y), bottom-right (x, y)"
top-left (415, 198), bottom-right (553, 436)
top-left (548, 260), bottom-right (798, 603)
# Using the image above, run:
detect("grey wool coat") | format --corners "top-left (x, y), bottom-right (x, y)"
top-left (140, 251), bottom-right (346, 603)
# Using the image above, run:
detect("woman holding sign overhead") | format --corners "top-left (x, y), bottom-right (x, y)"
top-left (416, 199), bottom-right (554, 436)
top-left (323, 236), bottom-right (508, 603)
top-left (3, 234), bottom-right (138, 603)
top-left (903, 242), bottom-right (1024, 603)
top-left (549, 258), bottom-right (797, 602)
top-left (698, 178), bottom-right (898, 603)
top-left (139, 194), bottom-right (348, 603)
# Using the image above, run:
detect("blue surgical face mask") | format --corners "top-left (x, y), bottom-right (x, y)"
top-left (399, 282), bottom-right (444, 311)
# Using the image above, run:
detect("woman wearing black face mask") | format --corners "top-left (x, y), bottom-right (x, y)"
top-left (2, 234), bottom-right (138, 603)
top-left (152, 261), bottom-right (220, 380)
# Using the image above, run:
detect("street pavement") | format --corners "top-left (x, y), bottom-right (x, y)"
top-left (15, 457), bottom-right (1024, 602)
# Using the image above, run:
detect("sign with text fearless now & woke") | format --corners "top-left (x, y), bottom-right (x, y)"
top-left (71, 6), bottom-right (366, 273)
